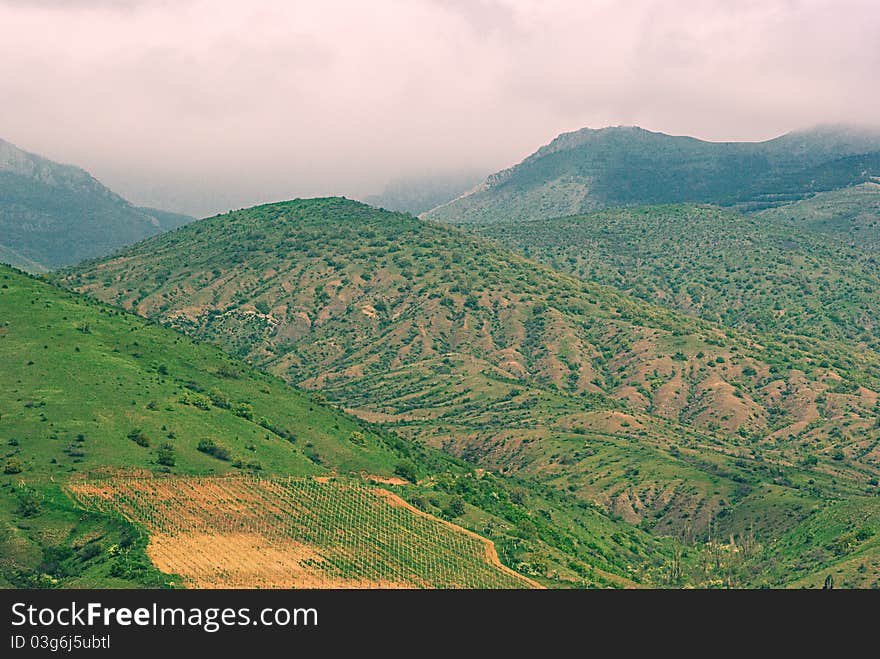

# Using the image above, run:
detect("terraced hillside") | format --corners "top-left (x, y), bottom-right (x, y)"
top-left (70, 475), bottom-right (536, 589)
top-left (62, 199), bottom-right (880, 583)
top-left (474, 204), bottom-right (880, 350)
top-left (4, 264), bottom-right (688, 588)
top-left (424, 125), bottom-right (880, 225)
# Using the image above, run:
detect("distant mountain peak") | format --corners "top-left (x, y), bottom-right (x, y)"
top-left (425, 123), bottom-right (880, 224)
top-left (0, 137), bottom-right (194, 270)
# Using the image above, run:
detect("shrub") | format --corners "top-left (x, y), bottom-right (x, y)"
top-left (156, 443), bottom-right (176, 467)
top-left (233, 402), bottom-right (254, 420)
top-left (15, 486), bottom-right (42, 517)
top-left (209, 388), bottom-right (230, 409)
top-left (443, 496), bottom-right (466, 518)
top-left (197, 439), bottom-right (231, 461)
top-left (394, 460), bottom-right (418, 483)
top-left (180, 392), bottom-right (211, 410)
top-left (4, 458), bottom-right (23, 474)
top-left (127, 429), bottom-right (150, 448)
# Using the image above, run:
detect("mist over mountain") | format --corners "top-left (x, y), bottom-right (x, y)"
top-left (424, 125), bottom-right (880, 224)
top-left (362, 172), bottom-right (484, 215)
top-left (0, 138), bottom-right (193, 270)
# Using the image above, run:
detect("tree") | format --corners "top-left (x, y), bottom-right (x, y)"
top-left (443, 496), bottom-right (466, 518)
top-left (156, 443), bottom-right (176, 467)
top-left (394, 460), bottom-right (418, 483)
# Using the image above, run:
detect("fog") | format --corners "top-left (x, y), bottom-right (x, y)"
top-left (1, 0), bottom-right (878, 216)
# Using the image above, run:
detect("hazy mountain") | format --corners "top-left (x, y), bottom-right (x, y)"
top-left (362, 172), bottom-right (484, 215)
top-left (62, 197), bottom-right (880, 586)
top-left (423, 125), bottom-right (880, 224)
top-left (0, 138), bottom-right (194, 270)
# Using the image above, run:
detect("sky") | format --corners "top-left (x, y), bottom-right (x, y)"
top-left (1, 0), bottom-right (878, 216)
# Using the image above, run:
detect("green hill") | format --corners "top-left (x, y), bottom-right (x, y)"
top-left (473, 203), bottom-right (880, 350)
top-left (0, 138), bottom-right (193, 270)
top-left (423, 125), bottom-right (880, 225)
top-left (754, 182), bottom-right (880, 250)
top-left (2, 263), bottom-right (685, 588)
top-left (61, 197), bottom-right (880, 587)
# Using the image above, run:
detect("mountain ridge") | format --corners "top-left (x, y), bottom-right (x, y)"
top-left (423, 124), bottom-right (880, 224)
top-left (0, 138), bottom-right (194, 270)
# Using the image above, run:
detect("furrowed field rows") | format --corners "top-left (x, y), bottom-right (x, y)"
top-left (68, 475), bottom-right (536, 589)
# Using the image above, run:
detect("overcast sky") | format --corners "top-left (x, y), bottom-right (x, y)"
top-left (1, 0), bottom-right (878, 216)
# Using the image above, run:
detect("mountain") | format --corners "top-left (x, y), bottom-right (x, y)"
top-left (423, 125), bottom-right (880, 224)
top-left (0, 138), bottom-right (194, 270)
top-left (62, 197), bottom-right (880, 587)
top-left (474, 203), bottom-right (880, 350)
top-left (362, 172), bottom-right (484, 215)
top-left (1, 264), bottom-right (674, 588)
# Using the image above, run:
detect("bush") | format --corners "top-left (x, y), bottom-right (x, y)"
top-left (127, 429), bottom-right (150, 448)
top-left (197, 439), bottom-right (231, 461)
top-left (233, 402), bottom-right (254, 420)
top-left (15, 487), bottom-right (42, 517)
top-left (180, 392), bottom-right (211, 410)
top-left (443, 496), bottom-right (466, 518)
top-left (4, 458), bottom-right (23, 474)
top-left (156, 443), bottom-right (176, 467)
top-left (208, 389), bottom-right (230, 409)
top-left (394, 460), bottom-right (418, 483)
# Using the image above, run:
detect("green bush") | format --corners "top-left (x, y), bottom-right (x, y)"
top-left (197, 439), bottom-right (231, 461)
top-left (156, 443), bottom-right (176, 467)
top-left (127, 429), bottom-right (150, 448)
top-left (4, 457), bottom-right (23, 474)
top-left (394, 460), bottom-right (418, 483)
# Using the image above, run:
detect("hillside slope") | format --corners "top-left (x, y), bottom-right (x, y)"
top-left (2, 264), bottom-right (679, 588)
top-left (755, 182), bottom-right (880, 250)
top-left (62, 199), bottom-right (880, 586)
top-left (474, 204), bottom-right (880, 350)
top-left (0, 138), bottom-right (193, 270)
top-left (423, 125), bottom-right (880, 224)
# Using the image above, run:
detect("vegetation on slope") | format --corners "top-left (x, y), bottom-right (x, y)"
top-left (474, 203), bottom-right (880, 350)
top-left (754, 182), bottom-right (880, 250)
top-left (62, 198), bottom-right (880, 586)
top-left (2, 264), bottom-right (686, 588)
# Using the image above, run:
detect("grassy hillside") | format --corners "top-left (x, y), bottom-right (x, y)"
top-left (2, 264), bottom-right (690, 588)
top-left (755, 182), bottom-right (880, 250)
top-left (62, 198), bottom-right (880, 586)
top-left (424, 125), bottom-right (880, 225)
top-left (0, 138), bottom-right (194, 270)
top-left (474, 204), bottom-right (880, 350)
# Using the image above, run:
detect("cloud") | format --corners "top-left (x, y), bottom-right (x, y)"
top-left (0, 0), bottom-right (877, 216)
